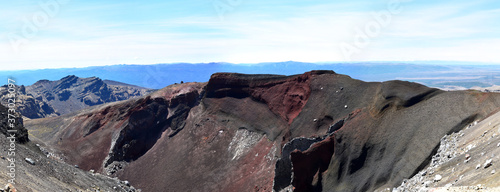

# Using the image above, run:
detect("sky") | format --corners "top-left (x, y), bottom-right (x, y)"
top-left (1, 0), bottom-right (500, 70)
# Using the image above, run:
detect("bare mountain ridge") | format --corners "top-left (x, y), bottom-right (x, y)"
top-left (23, 71), bottom-right (500, 192)
top-left (0, 75), bottom-right (153, 119)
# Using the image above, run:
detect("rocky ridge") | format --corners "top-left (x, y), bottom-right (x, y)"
top-left (0, 75), bottom-right (153, 119)
top-left (24, 71), bottom-right (500, 192)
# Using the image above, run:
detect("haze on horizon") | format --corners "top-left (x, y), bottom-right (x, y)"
top-left (1, 0), bottom-right (500, 71)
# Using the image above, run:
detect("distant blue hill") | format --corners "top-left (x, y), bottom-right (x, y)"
top-left (1, 62), bottom-right (500, 89)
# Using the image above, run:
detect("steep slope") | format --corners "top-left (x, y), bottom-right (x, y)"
top-left (0, 100), bottom-right (138, 191)
top-left (25, 71), bottom-right (500, 192)
top-left (0, 135), bottom-right (140, 192)
top-left (393, 108), bottom-right (500, 192)
top-left (0, 75), bottom-right (153, 119)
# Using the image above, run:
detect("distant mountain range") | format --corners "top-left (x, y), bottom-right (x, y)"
top-left (0, 75), bottom-right (152, 119)
top-left (2, 62), bottom-right (500, 89)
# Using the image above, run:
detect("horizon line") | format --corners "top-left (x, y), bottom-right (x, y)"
top-left (2, 60), bottom-right (500, 72)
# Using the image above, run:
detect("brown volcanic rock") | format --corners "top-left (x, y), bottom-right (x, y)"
top-left (24, 71), bottom-right (500, 192)
top-left (294, 78), bottom-right (500, 191)
top-left (26, 82), bottom-right (204, 173)
top-left (205, 71), bottom-right (328, 124)
top-left (0, 132), bottom-right (137, 191)
top-left (0, 75), bottom-right (152, 119)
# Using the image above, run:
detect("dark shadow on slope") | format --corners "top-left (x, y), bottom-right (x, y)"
top-left (104, 91), bottom-right (200, 167)
top-left (409, 113), bottom-right (478, 179)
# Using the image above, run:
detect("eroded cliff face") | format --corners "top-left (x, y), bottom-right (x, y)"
top-left (25, 83), bottom-right (204, 174)
top-left (0, 75), bottom-right (153, 119)
top-left (205, 71), bottom-right (316, 125)
top-left (25, 71), bottom-right (500, 192)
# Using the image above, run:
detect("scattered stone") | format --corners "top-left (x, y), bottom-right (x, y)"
top-left (484, 159), bottom-right (493, 168)
top-left (4, 183), bottom-right (16, 192)
top-left (74, 165), bottom-right (79, 168)
top-left (465, 154), bottom-right (471, 160)
top-left (421, 170), bottom-right (427, 176)
top-left (476, 164), bottom-right (481, 169)
top-left (344, 105), bottom-right (348, 109)
top-left (123, 180), bottom-right (130, 186)
top-left (424, 181), bottom-right (432, 187)
top-left (444, 183), bottom-right (452, 188)
top-left (434, 175), bottom-right (442, 182)
top-left (482, 131), bottom-right (488, 137)
top-left (492, 170), bottom-right (496, 174)
top-left (90, 169), bottom-right (95, 173)
top-left (25, 158), bottom-right (35, 165)
top-left (497, 142), bottom-right (500, 147)
top-left (313, 119), bottom-right (318, 122)
top-left (466, 144), bottom-right (473, 151)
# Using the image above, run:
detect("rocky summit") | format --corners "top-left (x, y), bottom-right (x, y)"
top-left (7, 70), bottom-right (500, 191)
top-left (0, 75), bottom-right (153, 119)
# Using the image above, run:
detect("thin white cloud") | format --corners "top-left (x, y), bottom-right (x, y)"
top-left (1, 1), bottom-right (500, 70)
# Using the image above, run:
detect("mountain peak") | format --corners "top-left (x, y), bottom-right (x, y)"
top-left (62, 74), bottom-right (77, 79)
top-left (33, 79), bottom-right (51, 85)
top-left (1, 75), bottom-right (153, 119)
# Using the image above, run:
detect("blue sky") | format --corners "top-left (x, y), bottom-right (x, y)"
top-left (1, 0), bottom-right (500, 70)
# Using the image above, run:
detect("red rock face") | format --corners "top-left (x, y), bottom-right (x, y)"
top-left (25, 71), bottom-right (500, 192)
top-left (206, 71), bottom-right (332, 125)
top-left (57, 104), bottom-right (130, 172)
top-left (249, 72), bottom-right (312, 124)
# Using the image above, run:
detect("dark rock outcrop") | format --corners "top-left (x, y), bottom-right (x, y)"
top-left (290, 136), bottom-right (335, 192)
top-left (0, 104), bottom-right (28, 143)
top-left (274, 137), bottom-right (322, 191)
